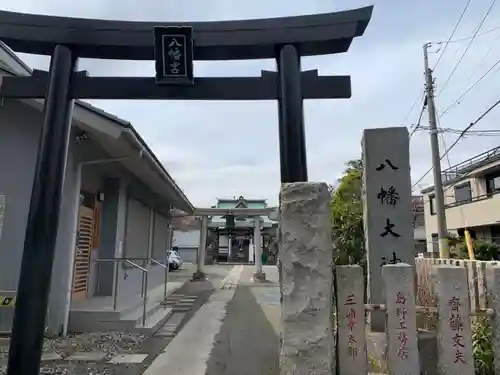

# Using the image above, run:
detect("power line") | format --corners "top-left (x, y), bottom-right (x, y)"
top-left (439, 54), bottom-right (500, 117)
top-left (433, 0), bottom-right (472, 71)
top-left (401, 91), bottom-right (425, 126)
top-left (437, 114), bottom-right (453, 169)
top-left (435, 24), bottom-right (500, 45)
top-left (436, 0), bottom-right (498, 98)
top-left (410, 97), bottom-right (427, 138)
top-left (419, 126), bottom-right (500, 135)
top-left (412, 94), bottom-right (500, 188)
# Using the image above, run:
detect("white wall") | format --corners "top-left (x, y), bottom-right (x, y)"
top-left (173, 229), bottom-right (200, 248)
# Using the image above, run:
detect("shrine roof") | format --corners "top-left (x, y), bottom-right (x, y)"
top-left (0, 6), bottom-right (373, 60)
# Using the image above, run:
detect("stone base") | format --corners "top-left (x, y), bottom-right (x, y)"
top-left (191, 270), bottom-right (206, 281)
top-left (252, 272), bottom-right (266, 281)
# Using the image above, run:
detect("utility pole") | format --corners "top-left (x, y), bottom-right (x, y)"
top-left (423, 42), bottom-right (450, 258)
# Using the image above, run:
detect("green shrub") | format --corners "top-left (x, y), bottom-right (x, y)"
top-left (473, 317), bottom-right (494, 375)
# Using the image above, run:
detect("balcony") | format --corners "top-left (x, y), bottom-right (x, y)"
top-left (441, 146), bottom-right (500, 184)
top-left (426, 192), bottom-right (500, 231)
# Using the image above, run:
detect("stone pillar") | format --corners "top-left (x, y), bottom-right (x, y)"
top-left (362, 127), bottom-right (414, 332)
top-left (383, 264), bottom-right (420, 375)
top-left (228, 233), bottom-right (232, 261)
top-left (253, 217), bottom-right (265, 281)
top-left (193, 216), bottom-right (208, 280)
top-left (336, 265), bottom-right (367, 375)
top-left (435, 265), bottom-right (474, 374)
top-left (485, 264), bottom-right (500, 373)
top-left (279, 182), bottom-right (334, 375)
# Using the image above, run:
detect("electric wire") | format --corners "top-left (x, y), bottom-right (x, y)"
top-left (412, 94), bottom-right (500, 188)
top-left (437, 115), bottom-right (453, 169)
top-left (402, 91), bottom-right (425, 127)
top-left (436, 0), bottom-right (498, 98)
top-left (433, 0), bottom-right (472, 71)
top-left (435, 24), bottom-right (500, 45)
top-left (410, 97), bottom-right (427, 138)
top-left (439, 55), bottom-right (500, 117)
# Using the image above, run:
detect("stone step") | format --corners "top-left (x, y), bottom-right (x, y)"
top-left (134, 306), bottom-right (173, 334)
top-left (154, 312), bottom-right (187, 337)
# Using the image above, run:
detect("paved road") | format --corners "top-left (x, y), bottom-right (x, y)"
top-left (204, 266), bottom-right (280, 375)
top-left (143, 265), bottom-right (281, 375)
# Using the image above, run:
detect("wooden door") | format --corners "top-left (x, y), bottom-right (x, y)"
top-left (72, 206), bottom-right (94, 300)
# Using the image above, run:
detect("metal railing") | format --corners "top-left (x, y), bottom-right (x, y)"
top-left (441, 145), bottom-right (500, 183)
top-left (150, 258), bottom-right (169, 302)
top-left (93, 256), bottom-right (168, 327)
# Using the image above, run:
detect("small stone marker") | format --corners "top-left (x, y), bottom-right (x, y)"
top-left (279, 182), bottom-right (334, 375)
top-left (434, 265), bottom-right (474, 375)
top-left (383, 263), bottom-right (420, 375)
top-left (336, 265), bottom-right (367, 375)
top-left (485, 263), bottom-right (500, 374)
top-left (362, 127), bottom-right (414, 332)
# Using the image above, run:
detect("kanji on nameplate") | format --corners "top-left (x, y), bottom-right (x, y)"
top-left (362, 127), bottom-right (414, 332)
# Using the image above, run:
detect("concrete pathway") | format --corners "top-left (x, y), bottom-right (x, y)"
top-left (143, 265), bottom-right (281, 375)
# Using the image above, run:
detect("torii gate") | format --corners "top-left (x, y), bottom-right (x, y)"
top-left (190, 207), bottom-right (279, 281)
top-left (0, 6), bottom-right (372, 374)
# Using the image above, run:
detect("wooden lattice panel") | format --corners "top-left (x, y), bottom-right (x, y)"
top-left (72, 206), bottom-right (94, 299)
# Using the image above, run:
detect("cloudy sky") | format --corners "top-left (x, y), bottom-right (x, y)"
top-left (4, 0), bottom-right (500, 207)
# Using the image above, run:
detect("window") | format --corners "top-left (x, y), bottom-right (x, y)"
top-left (429, 195), bottom-right (436, 215)
top-left (490, 226), bottom-right (500, 244)
top-left (454, 182), bottom-right (472, 204)
top-left (486, 171), bottom-right (500, 194)
top-left (431, 233), bottom-right (439, 253)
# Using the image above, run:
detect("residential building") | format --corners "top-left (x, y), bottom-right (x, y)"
top-left (412, 195), bottom-right (426, 254)
top-left (171, 216), bottom-right (202, 263)
top-left (0, 42), bottom-right (193, 335)
top-left (422, 146), bottom-right (500, 253)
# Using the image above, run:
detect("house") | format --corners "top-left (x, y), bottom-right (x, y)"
top-left (0, 42), bottom-right (194, 335)
top-left (412, 195), bottom-right (426, 254)
top-left (171, 216), bottom-right (202, 263)
top-left (421, 146), bottom-right (500, 253)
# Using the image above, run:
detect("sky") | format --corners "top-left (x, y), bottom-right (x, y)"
top-left (3, 0), bottom-right (500, 207)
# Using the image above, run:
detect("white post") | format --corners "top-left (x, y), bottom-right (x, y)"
top-left (336, 265), bottom-right (367, 375)
top-left (61, 162), bottom-right (82, 336)
top-left (383, 264), bottom-right (420, 375)
top-left (228, 234), bottom-right (232, 261)
top-left (435, 265), bottom-right (474, 375)
top-left (253, 217), bottom-right (265, 281)
top-left (485, 263), bottom-right (500, 375)
top-left (279, 182), bottom-right (334, 375)
top-left (193, 216), bottom-right (208, 280)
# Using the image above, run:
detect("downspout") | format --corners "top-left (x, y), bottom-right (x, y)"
top-left (62, 156), bottom-right (134, 336)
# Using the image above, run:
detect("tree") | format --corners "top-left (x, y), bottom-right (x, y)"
top-left (331, 159), bottom-right (365, 265)
top-left (448, 234), bottom-right (500, 261)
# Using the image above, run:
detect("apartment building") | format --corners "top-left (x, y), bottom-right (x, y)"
top-left (412, 195), bottom-right (426, 254)
top-left (421, 146), bottom-right (500, 253)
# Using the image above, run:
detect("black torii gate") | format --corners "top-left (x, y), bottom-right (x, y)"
top-left (0, 7), bottom-right (372, 375)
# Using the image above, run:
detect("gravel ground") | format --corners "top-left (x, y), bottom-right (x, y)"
top-left (0, 332), bottom-right (146, 375)
top-left (0, 265), bottom-right (232, 375)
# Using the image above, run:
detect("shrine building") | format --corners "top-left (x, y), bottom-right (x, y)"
top-left (209, 196), bottom-right (277, 263)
